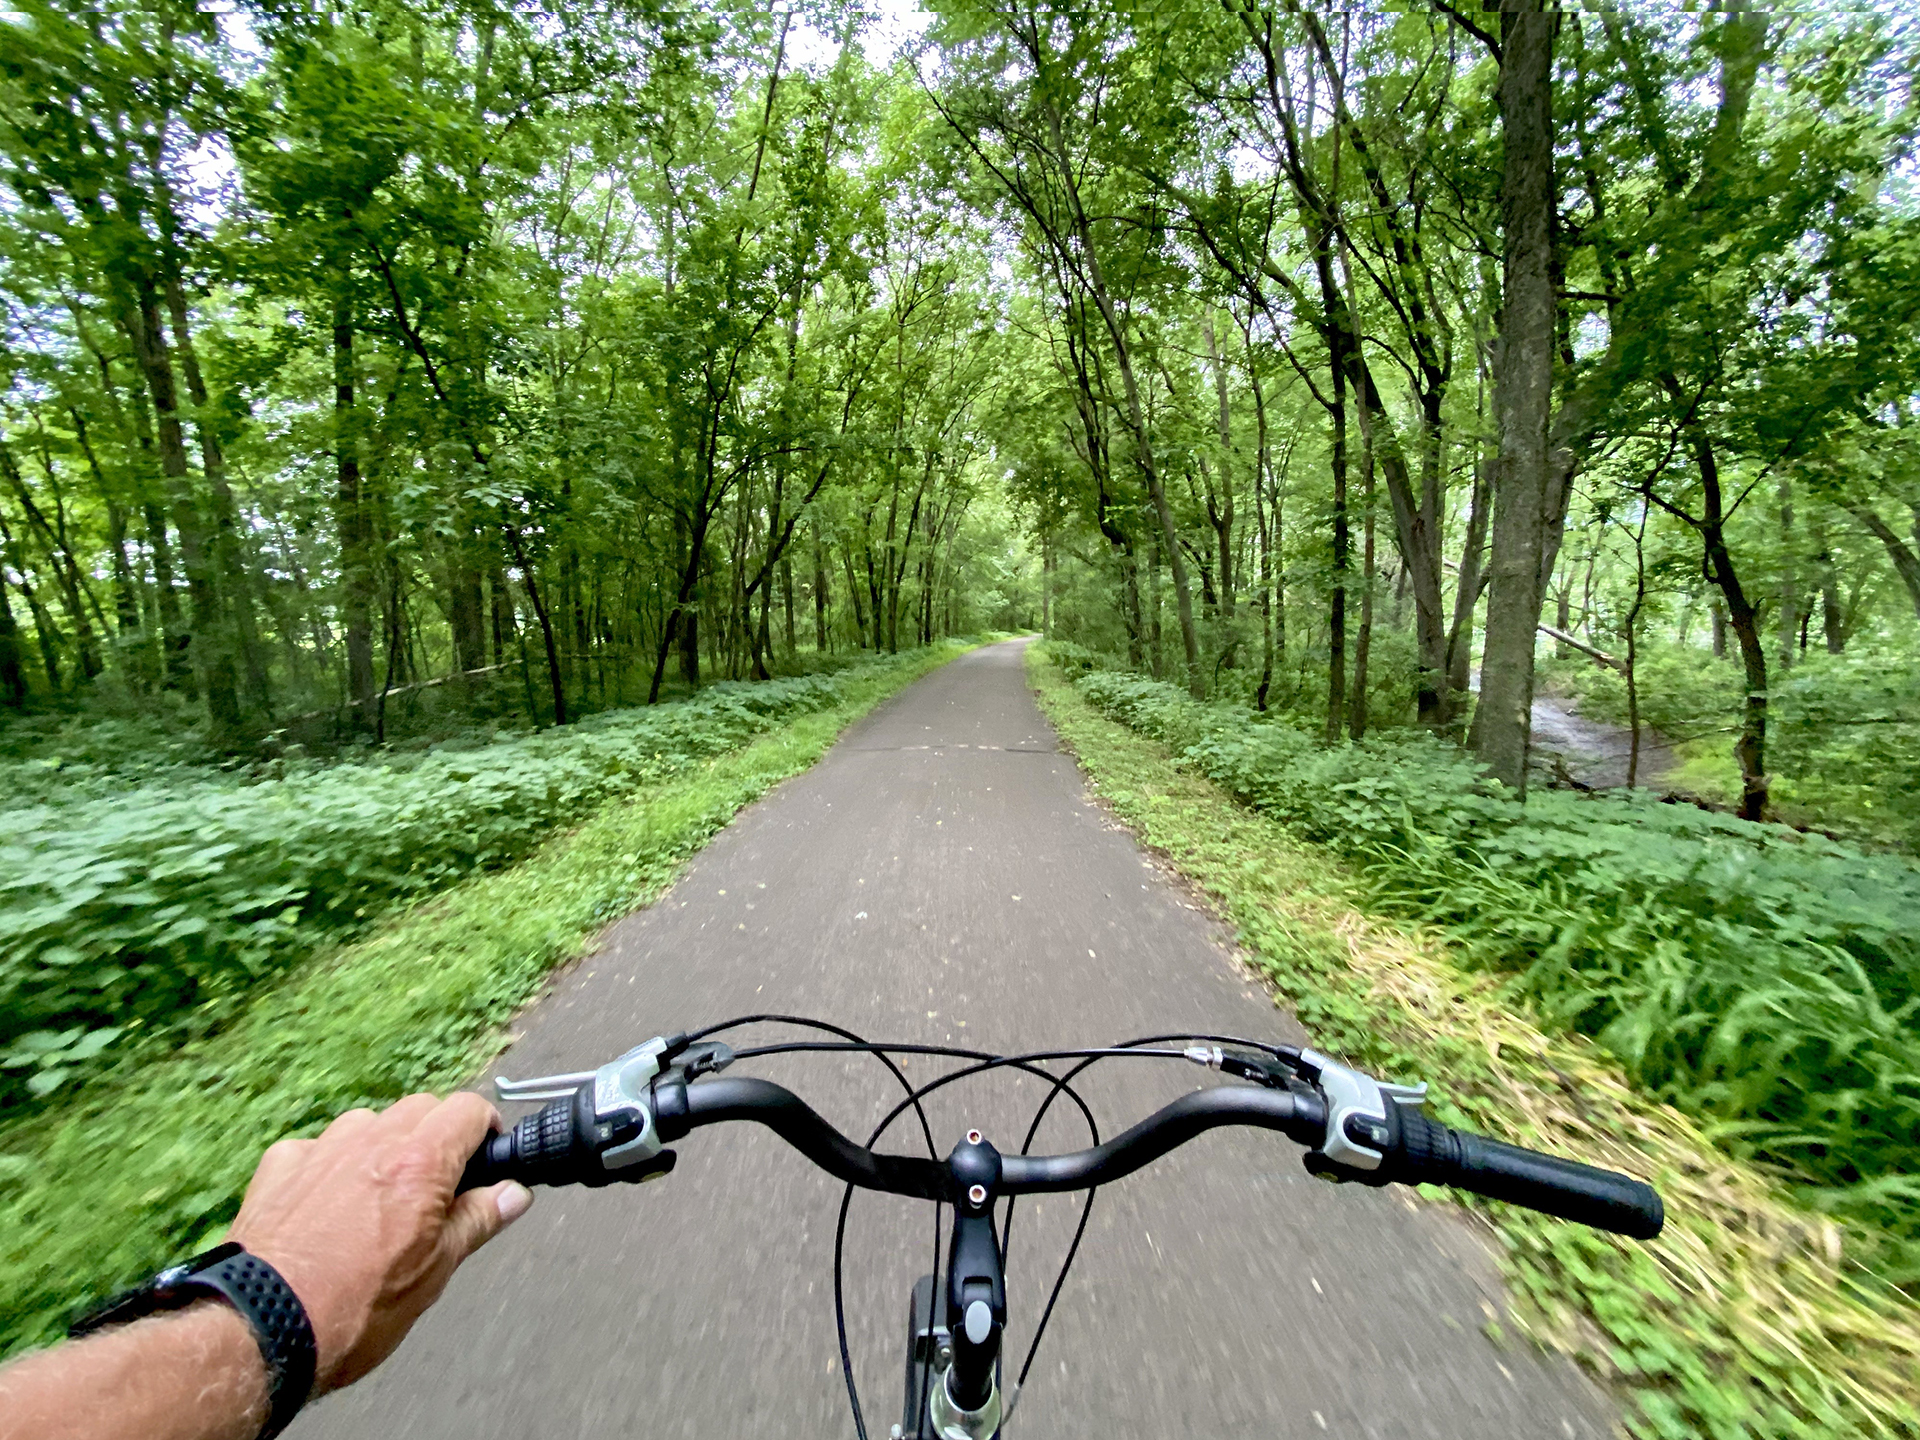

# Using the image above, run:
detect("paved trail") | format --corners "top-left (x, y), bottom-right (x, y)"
top-left (295, 640), bottom-right (1614, 1440)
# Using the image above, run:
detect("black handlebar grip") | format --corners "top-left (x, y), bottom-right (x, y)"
top-left (458, 1091), bottom-right (588, 1193)
top-left (1389, 1105), bottom-right (1664, 1239)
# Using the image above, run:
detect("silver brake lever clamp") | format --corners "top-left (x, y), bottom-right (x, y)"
top-left (1298, 1048), bottom-right (1427, 1172)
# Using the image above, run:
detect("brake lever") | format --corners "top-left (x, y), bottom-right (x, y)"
top-left (492, 1032), bottom-right (709, 1177)
top-left (1293, 1049), bottom-right (1428, 1177)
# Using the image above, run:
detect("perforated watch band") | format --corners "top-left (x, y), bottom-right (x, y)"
top-left (71, 1241), bottom-right (318, 1440)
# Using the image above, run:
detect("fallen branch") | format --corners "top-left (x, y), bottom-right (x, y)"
top-left (1539, 623), bottom-right (1625, 673)
top-left (269, 665), bottom-right (511, 732)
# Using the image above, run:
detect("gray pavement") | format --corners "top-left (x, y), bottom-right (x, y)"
top-left (293, 638), bottom-right (1616, 1440)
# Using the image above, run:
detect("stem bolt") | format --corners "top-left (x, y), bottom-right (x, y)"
top-left (968, 1183), bottom-right (988, 1206)
top-left (966, 1129), bottom-right (983, 1145)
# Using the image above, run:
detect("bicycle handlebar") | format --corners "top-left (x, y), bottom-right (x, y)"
top-left (459, 1059), bottom-right (1663, 1240)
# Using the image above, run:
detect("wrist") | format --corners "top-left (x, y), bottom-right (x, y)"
top-left (176, 1300), bottom-right (275, 1430)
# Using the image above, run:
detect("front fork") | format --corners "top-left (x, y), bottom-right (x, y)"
top-left (900, 1132), bottom-right (1007, 1440)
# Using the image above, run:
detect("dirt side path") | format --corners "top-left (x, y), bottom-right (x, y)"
top-left (292, 638), bottom-right (1615, 1440)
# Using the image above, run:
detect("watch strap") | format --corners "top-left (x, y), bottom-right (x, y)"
top-left (71, 1243), bottom-right (317, 1440)
top-left (192, 1248), bottom-right (318, 1439)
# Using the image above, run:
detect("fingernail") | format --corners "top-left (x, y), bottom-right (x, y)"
top-left (497, 1182), bottom-right (534, 1224)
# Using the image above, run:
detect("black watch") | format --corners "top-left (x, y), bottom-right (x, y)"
top-left (71, 1241), bottom-right (318, 1439)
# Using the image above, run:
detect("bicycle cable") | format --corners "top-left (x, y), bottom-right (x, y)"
top-left (684, 1020), bottom-right (1299, 1439)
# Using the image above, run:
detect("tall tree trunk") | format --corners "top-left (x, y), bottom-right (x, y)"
top-left (68, 408), bottom-right (143, 666)
top-left (1204, 312), bottom-right (1236, 621)
top-left (0, 569), bottom-right (24, 705)
top-left (1469, 2), bottom-right (1556, 794)
top-left (813, 525), bottom-right (830, 652)
top-left (1777, 475), bottom-right (1798, 673)
top-left (1812, 517), bottom-right (1843, 653)
top-left (1349, 393), bottom-right (1376, 740)
top-left (1, 442), bottom-right (100, 681)
top-left (1326, 383), bottom-right (1349, 743)
top-left (1147, 538), bottom-right (1163, 677)
top-left (166, 275), bottom-right (271, 716)
top-left (334, 292), bottom-right (377, 709)
top-left (447, 549), bottom-right (488, 675)
top-left (1687, 427), bottom-right (1769, 820)
top-left (841, 544), bottom-right (868, 649)
top-left (781, 552), bottom-right (795, 657)
top-left (1446, 454), bottom-right (1493, 714)
top-left (122, 288), bottom-right (240, 739)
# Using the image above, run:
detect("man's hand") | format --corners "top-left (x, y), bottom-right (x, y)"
top-left (229, 1091), bottom-right (533, 1393)
top-left (0, 1093), bottom-right (532, 1440)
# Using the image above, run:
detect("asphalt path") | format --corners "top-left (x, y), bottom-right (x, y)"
top-left (294, 639), bottom-right (1616, 1440)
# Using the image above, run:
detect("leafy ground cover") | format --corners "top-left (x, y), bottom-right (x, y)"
top-left (1541, 642), bottom-right (1920, 850)
top-left (0, 657), bottom-right (965, 1108)
top-left (0, 639), bottom-right (976, 1357)
top-left (1028, 644), bottom-right (1920, 1440)
top-left (1051, 653), bottom-right (1920, 1272)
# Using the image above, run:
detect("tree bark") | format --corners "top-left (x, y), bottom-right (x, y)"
top-left (1204, 312), bottom-right (1236, 620)
top-left (0, 568), bottom-right (24, 705)
top-left (1777, 475), bottom-right (1797, 673)
top-left (1468, 2), bottom-right (1556, 794)
top-left (121, 288), bottom-right (241, 739)
top-left (1349, 386), bottom-right (1376, 740)
top-left (1849, 504), bottom-right (1920, 618)
top-left (166, 275), bottom-right (271, 715)
top-left (333, 292), bottom-right (377, 708)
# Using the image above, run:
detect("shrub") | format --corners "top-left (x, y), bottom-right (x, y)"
top-left (0, 660), bottom-right (918, 1109)
top-left (1073, 669), bottom-right (1920, 1251)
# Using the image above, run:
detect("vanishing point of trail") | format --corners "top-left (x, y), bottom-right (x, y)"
top-left (292, 640), bottom-right (1614, 1440)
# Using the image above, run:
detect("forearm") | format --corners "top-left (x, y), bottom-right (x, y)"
top-left (0, 1302), bottom-right (268, 1440)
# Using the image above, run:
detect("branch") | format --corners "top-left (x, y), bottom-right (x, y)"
top-left (1539, 623), bottom-right (1625, 673)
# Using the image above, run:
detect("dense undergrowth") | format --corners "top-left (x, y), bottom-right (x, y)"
top-left (0, 653), bottom-right (964, 1110)
top-left (0, 639), bottom-right (977, 1357)
top-left (1030, 647), bottom-right (1920, 1440)
top-left (1542, 640), bottom-right (1920, 849)
top-left (1049, 645), bottom-right (1920, 1277)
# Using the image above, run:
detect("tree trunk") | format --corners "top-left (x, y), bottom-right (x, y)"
top-left (841, 544), bottom-right (868, 649)
top-left (1776, 475), bottom-right (1797, 673)
top-left (334, 292), bottom-right (377, 709)
top-left (1326, 382), bottom-right (1349, 743)
top-left (1349, 395), bottom-right (1376, 740)
top-left (813, 525), bottom-right (830, 652)
top-left (1688, 428), bottom-right (1769, 820)
top-left (1849, 504), bottom-right (1920, 618)
top-left (1813, 519), bottom-right (1844, 653)
top-left (0, 570), bottom-right (24, 705)
top-left (1204, 312), bottom-right (1236, 620)
top-left (1148, 539), bottom-right (1163, 676)
top-left (781, 552), bottom-right (795, 657)
top-left (447, 552), bottom-right (488, 675)
top-left (122, 288), bottom-right (241, 739)
top-left (166, 275), bottom-right (271, 716)
top-left (1468, 2), bottom-right (1556, 794)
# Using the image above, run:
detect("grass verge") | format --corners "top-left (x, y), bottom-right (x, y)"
top-left (1027, 643), bottom-right (1920, 1440)
top-left (0, 639), bottom-right (978, 1358)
